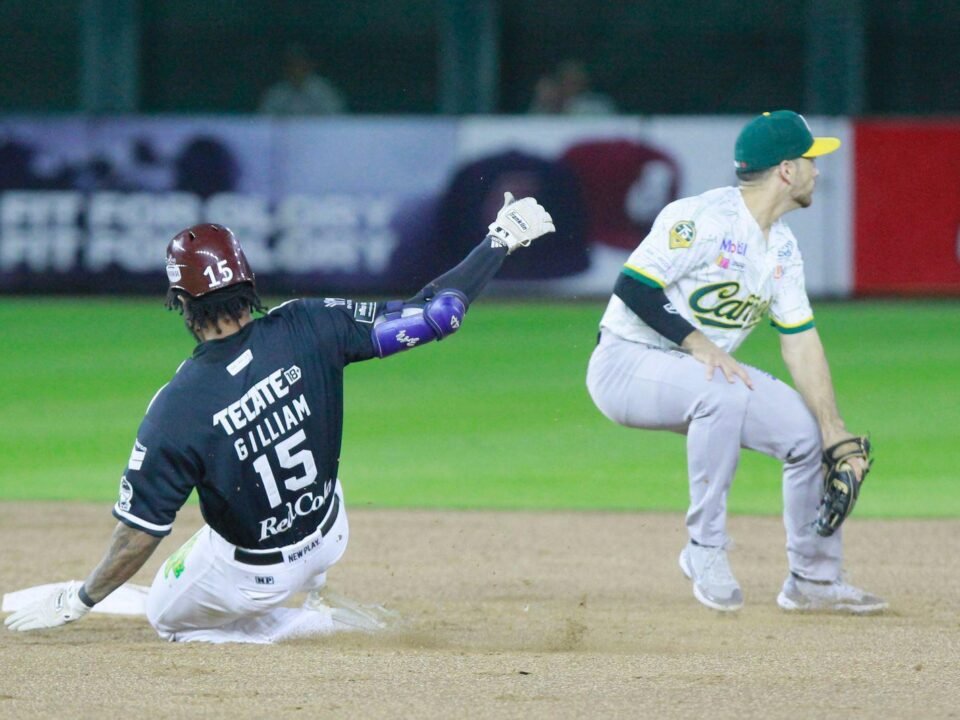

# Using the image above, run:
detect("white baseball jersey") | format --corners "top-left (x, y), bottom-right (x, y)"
top-left (599, 186), bottom-right (814, 353)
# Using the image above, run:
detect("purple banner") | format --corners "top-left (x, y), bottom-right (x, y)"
top-left (1, 116), bottom-right (684, 296)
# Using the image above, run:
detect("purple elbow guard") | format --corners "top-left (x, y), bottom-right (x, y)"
top-left (371, 291), bottom-right (467, 358)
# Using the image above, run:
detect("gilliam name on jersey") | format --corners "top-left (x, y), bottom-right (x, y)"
top-left (212, 366), bottom-right (311, 461)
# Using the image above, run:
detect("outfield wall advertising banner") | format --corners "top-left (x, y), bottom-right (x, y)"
top-left (0, 116), bottom-right (852, 298)
top-left (854, 121), bottom-right (960, 295)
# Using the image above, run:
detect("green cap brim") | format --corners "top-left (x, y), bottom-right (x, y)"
top-left (803, 136), bottom-right (841, 158)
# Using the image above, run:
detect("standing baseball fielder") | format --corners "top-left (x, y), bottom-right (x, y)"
top-left (586, 110), bottom-right (886, 613)
top-left (4, 193), bottom-right (554, 642)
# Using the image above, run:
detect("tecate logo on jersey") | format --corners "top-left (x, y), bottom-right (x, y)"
top-left (213, 367), bottom-right (302, 436)
top-left (688, 281), bottom-right (771, 329)
top-left (259, 479), bottom-right (333, 540)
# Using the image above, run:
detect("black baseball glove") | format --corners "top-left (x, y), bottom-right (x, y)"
top-left (815, 436), bottom-right (873, 537)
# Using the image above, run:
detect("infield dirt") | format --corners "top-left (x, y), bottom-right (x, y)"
top-left (1, 502), bottom-right (957, 719)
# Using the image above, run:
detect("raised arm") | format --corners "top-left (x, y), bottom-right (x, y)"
top-left (371, 193), bottom-right (554, 358)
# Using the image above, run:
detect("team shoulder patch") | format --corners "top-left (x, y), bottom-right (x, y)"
top-left (118, 476), bottom-right (133, 512)
top-left (669, 220), bottom-right (696, 249)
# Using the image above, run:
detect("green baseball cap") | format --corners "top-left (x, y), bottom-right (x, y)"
top-left (734, 110), bottom-right (841, 171)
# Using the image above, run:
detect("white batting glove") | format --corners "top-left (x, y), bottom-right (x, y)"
top-left (4, 581), bottom-right (92, 632)
top-left (487, 192), bottom-right (556, 253)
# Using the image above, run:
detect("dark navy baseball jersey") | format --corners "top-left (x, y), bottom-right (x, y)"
top-left (112, 298), bottom-right (378, 549)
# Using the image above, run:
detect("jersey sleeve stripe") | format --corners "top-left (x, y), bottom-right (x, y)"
top-left (112, 504), bottom-right (174, 535)
top-left (145, 383), bottom-right (169, 415)
top-left (622, 264), bottom-right (666, 289)
top-left (770, 317), bottom-right (815, 334)
top-left (267, 298), bottom-right (300, 314)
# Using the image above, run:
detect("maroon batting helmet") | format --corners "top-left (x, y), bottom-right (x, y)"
top-left (165, 223), bottom-right (255, 298)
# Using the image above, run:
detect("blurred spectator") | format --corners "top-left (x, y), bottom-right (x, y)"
top-left (259, 44), bottom-right (347, 116)
top-left (527, 75), bottom-right (564, 114)
top-left (527, 60), bottom-right (617, 116)
top-left (555, 60), bottom-right (617, 115)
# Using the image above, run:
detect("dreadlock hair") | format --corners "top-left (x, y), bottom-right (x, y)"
top-left (165, 282), bottom-right (268, 341)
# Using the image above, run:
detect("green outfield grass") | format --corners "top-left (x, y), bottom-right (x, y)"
top-left (0, 297), bottom-right (957, 517)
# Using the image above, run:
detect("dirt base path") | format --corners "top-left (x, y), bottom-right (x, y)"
top-left (1, 502), bottom-right (957, 719)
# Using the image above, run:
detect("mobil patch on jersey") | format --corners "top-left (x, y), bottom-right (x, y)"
top-left (720, 238), bottom-right (748, 255)
top-left (669, 220), bottom-right (695, 249)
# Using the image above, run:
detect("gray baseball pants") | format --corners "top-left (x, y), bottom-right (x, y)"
top-left (586, 331), bottom-right (843, 581)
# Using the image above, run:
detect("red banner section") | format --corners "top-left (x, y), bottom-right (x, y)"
top-left (855, 121), bottom-right (960, 295)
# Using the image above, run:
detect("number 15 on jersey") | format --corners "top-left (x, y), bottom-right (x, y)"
top-left (251, 429), bottom-right (318, 507)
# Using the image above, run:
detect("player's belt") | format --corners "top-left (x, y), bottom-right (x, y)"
top-left (233, 494), bottom-right (341, 566)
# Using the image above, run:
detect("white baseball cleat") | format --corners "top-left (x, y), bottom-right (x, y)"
top-left (777, 573), bottom-right (888, 614)
top-left (679, 542), bottom-right (743, 612)
top-left (304, 589), bottom-right (399, 632)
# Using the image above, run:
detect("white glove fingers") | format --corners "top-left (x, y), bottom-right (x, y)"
top-left (3, 580), bottom-right (91, 632)
top-left (5, 612), bottom-right (34, 631)
top-left (502, 191), bottom-right (515, 207)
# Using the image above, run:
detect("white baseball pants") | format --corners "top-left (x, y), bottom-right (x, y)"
top-left (587, 331), bottom-right (843, 581)
top-left (145, 485), bottom-right (349, 643)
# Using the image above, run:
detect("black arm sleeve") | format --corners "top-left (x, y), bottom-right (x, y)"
top-left (613, 273), bottom-right (697, 345)
top-left (406, 237), bottom-right (508, 305)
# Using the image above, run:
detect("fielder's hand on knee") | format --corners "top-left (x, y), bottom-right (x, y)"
top-left (4, 581), bottom-right (93, 632)
top-left (682, 331), bottom-right (754, 389)
top-left (487, 192), bottom-right (555, 253)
